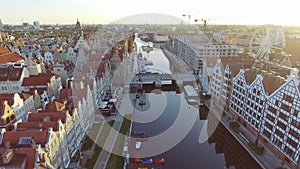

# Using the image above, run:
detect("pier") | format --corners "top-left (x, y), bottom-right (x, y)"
top-left (130, 72), bottom-right (176, 87)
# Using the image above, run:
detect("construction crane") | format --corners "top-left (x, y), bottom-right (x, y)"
top-left (194, 18), bottom-right (210, 32)
top-left (182, 14), bottom-right (191, 24)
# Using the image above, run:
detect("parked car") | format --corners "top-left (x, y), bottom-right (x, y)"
top-left (153, 157), bottom-right (165, 164)
top-left (141, 158), bottom-right (153, 164)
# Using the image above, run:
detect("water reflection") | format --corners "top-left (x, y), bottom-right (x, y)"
top-left (208, 122), bottom-right (262, 169)
top-left (131, 89), bottom-right (262, 169)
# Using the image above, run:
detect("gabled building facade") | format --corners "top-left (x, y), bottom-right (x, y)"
top-left (228, 66), bottom-right (300, 168)
top-left (0, 66), bottom-right (29, 94)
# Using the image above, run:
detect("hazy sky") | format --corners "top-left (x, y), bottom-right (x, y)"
top-left (1, 0), bottom-right (299, 25)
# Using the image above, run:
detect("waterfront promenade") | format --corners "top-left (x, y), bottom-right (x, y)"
top-left (93, 117), bottom-right (124, 169)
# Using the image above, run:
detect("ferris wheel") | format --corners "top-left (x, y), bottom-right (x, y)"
top-left (248, 25), bottom-right (286, 60)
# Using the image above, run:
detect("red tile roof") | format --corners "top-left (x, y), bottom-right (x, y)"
top-left (263, 75), bottom-right (285, 95)
top-left (45, 101), bottom-right (65, 111)
top-left (59, 88), bottom-right (87, 100)
top-left (227, 63), bottom-right (244, 77)
top-left (17, 121), bottom-right (59, 131)
top-left (28, 111), bottom-right (66, 123)
top-left (96, 63), bottom-right (105, 78)
top-left (253, 60), bottom-right (291, 78)
top-left (0, 52), bottom-right (24, 64)
top-left (0, 67), bottom-right (9, 81)
top-left (0, 46), bottom-right (10, 55)
top-left (20, 92), bottom-right (32, 100)
top-left (286, 37), bottom-right (300, 67)
top-left (1, 130), bottom-right (49, 146)
top-left (9, 68), bottom-right (23, 81)
top-left (0, 67), bottom-right (24, 82)
top-left (220, 57), bottom-right (248, 74)
top-left (0, 147), bottom-right (36, 169)
top-left (206, 57), bottom-right (218, 68)
top-left (244, 68), bottom-right (260, 85)
top-left (22, 73), bottom-right (54, 86)
top-left (0, 94), bottom-right (14, 105)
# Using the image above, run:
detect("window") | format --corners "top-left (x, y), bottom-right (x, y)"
top-left (279, 112), bottom-right (288, 121)
top-left (293, 110), bottom-right (298, 117)
top-left (257, 90), bottom-right (261, 96)
top-left (265, 122), bottom-right (273, 130)
top-left (263, 130), bottom-right (271, 139)
top-left (281, 103), bottom-right (291, 112)
top-left (266, 114), bottom-right (275, 122)
top-left (289, 129), bottom-right (300, 140)
top-left (284, 146), bottom-right (295, 158)
top-left (287, 138), bottom-right (297, 149)
top-left (277, 121), bottom-right (287, 130)
top-left (291, 119), bottom-right (300, 130)
top-left (268, 106), bottom-right (277, 115)
top-left (274, 138), bottom-right (283, 148)
top-left (283, 94), bottom-right (293, 103)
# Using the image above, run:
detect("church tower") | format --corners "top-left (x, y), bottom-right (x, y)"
top-left (75, 18), bottom-right (82, 36)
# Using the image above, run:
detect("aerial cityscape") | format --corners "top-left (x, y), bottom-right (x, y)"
top-left (1, 1), bottom-right (300, 169)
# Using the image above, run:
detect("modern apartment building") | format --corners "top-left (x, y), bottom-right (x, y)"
top-left (168, 33), bottom-right (240, 93)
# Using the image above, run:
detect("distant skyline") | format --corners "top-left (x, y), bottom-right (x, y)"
top-left (1, 0), bottom-right (299, 25)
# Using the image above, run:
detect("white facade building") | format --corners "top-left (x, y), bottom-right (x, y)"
top-left (66, 47), bottom-right (77, 63)
top-left (0, 67), bottom-right (29, 94)
top-left (44, 51), bottom-right (54, 63)
top-left (228, 64), bottom-right (300, 168)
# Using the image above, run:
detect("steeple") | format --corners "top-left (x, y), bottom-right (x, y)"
top-left (75, 18), bottom-right (85, 38)
top-left (75, 18), bottom-right (82, 35)
top-left (75, 18), bottom-right (81, 29)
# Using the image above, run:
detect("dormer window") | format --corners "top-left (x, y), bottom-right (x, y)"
top-left (18, 136), bottom-right (33, 146)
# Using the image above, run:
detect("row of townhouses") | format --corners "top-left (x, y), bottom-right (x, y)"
top-left (211, 57), bottom-right (300, 169)
top-left (0, 85), bottom-right (95, 168)
top-left (0, 20), bottom-right (134, 168)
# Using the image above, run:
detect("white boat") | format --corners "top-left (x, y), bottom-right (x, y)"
top-left (135, 141), bottom-right (141, 149)
top-left (187, 99), bottom-right (198, 105)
